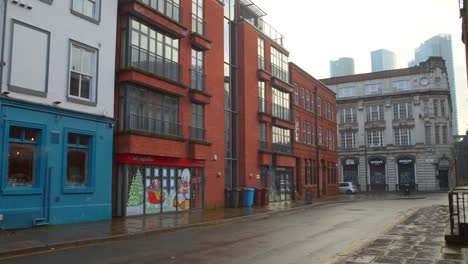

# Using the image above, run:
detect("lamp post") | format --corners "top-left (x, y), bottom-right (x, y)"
top-left (314, 86), bottom-right (320, 198)
top-left (363, 131), bottom-right (368, 192)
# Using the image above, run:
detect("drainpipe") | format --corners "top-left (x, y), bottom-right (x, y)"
top-left (314, 86), bottom-right (320, 198)
top-left (0, 0), bottom-right (8, 91)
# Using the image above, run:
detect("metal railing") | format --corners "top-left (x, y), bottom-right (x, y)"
top-left (448, 188), bottom-right (468, 243)
top-left (191, 14), bottom-right (206, 35)
top-left (137, 0), bottom-right (183, 23)
top-left (272, 143), bottom-right (292, 154)
top-left (242, 16), bottom-right (285, 47)
top-left (259, 140), bottom-right (268, 150)
top-left (271, 64), bottom-right (289, 83)
top-left (272, 104), bottom-right (292, 121)
top-left (258, 97), bottom-right (266, 113)
top-left (190, 126), bottom-right (206, 140)
top-left (191, 69), bottom-right (206, 91)
top-left (127, 114), bottom-right (182, 137)
top-left (258, 55), bottom-right (266, 71)
top-left (130, 45), bottom-right (182, 83)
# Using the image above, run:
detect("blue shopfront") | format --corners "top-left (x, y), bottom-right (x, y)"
top-left (0, 98), bottom-right (114, 229)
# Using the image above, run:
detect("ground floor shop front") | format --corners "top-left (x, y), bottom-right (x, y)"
top-left (339, 152), bottom-right (455, 192)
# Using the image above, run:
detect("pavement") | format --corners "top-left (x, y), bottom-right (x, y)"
top-left (0, 192), bottom-right (450, 261)
top-left (337, 204), bottom-right (468, 264)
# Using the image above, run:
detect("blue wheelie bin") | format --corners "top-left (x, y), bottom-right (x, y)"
top-left (244, 188), bottom-right (255, 208)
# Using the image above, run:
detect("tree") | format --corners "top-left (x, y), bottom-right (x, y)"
top-left (128, 169), bottom-right (144, 207)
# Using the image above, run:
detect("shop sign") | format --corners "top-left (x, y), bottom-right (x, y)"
top-left (398, 157), bottom-right (414, 165)
top-left (369, 158), bottom-right (385, 166)
top-left (116, 154), bottom-right (205, 168)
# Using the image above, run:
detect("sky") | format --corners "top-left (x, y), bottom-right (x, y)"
top-left (253, 0), bottom-right (468, 134)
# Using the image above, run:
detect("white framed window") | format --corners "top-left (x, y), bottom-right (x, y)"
top-left (72, 0), bottom-right (100, 21)
top-left (393, 102), bottom-right (413, 120)
top-left (365, 83), bottom-right (383, 95)
top-left (318, 127), bottom-right (323, 144)
top-left (367, 129), bottom-right (383, 147)
top-left (294, 84), bottom-right (299, 105)
top-left (301, 87), bottom-right (305, 107)
top-left (317, 97), bottom-right (322, 116)
top-left (338, 87), bottom-right (354, 98)
top-left (440, 100), bottom-right (446, 117)
top-left (340, 131), bottom-right (356, 149)
top-left (366, 105), bottom-right (384, 121)
top-left (295, 118), bottom-right (300, 142)
top-left (306, 91), bottom-right (310, 111)
top-left (435, 125), bottom-right (440, 144)
top-left (394, 128), bottom-right (414, 146)
top-left (442, 125), bottom-right (448, 144)
top-left (69, 42), bottom-right (97, 102)
top-left (392, 80), bottom-right (411, 92)
top-left (341, 107), bottom-right (356, 124)
top-left (425, 126), bottom-right (431, 145)
top-left (303, 120), bottom-right (307, 144)
top-left (433, 99), bottom-right (439, 116)
top-left (307, 123), bottom-right (311, 144)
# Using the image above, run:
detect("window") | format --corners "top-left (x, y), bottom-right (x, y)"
top-left (258, 38), bottom-right (265, 70)
top-left (301, 87), bottom-right (305, 107)
top-left (340, 131), bottom-right (356, 149)
top-left (365, 83), bottom-right (383, 95)
top-left (435, 125), bottom-right (440, 144)
top-left (191, 49), bottom-right (204, 90)
top-left (317, 97), bottom-right (322, 116)
top-left (129, 19), bottom-right (180, 82)
top-left (341, 107), bottom-right (357, 124)
top-left (138, 0), bottom-right (181, 22)
top-left (192, 0), bottom-right (204, 34)
top-left (394, 128), bottom-right (413, 146)
top-left (423, 100), bottom-right (429, 116)
top-left (272, 126), bottom-right (292, 153)
top-left (392, 80), bottom-right (411, 92)
top-left (66, 133), bottom-right (91, 187)
top-left (442, 125), bottom-right (448, 144)
top-left (393, 102), bottom-right (413, 120)
top-left (338, 87), bottom-right (354, 98)
top-left (311, 160), bottom-right (317, 184)
top-left (121, 84), bottom-right (181, 136)
top-left (425, 126), bottom-right (431, 145)
top-left (328, 162), bottom-right (337, 185)
top-left (311, 124), bottom-right (316, 145)
top-left (258, 81), bottom-right (266, 113)
top-left (307, 123), bottom-right (311, 144)
top-left (259, 122), bottom-right (267, 150)
top-left (311, 93), bottom-right (315, 113)
top-left (367, 129), bottom-right (383, 147)
top-left (441, 100), bottom-right (446, 117)
top-left (69, 43), bottom-right (97, 102)
top-left (366, 105), bottom-right (384, 121)
top-left (305, 91), bottom-right (310, 111)
top-left (295, 118), bottom-right (300, 142)
top-left (271, 47), bottom-right (289, 82)
top-left (191, 103), bottom-right (205, 140)
top-left (6, 126), bottom-right (40, 188)
top-left (272, 88), bottom-right (291, 121)
top-left (303, 120), bottom-right (307, 144)
top-left (72, 0), bottom-right (100, 21)
top-left (305, 160), bottom-right (311, 185)
top-left (433, 99), bottom-right (438, 116)
top-left (318, 127), bottom-right (323, 144)
top-left (327, 102), bottom-right (332, 120)
top-left (294, 84), bottom-right (299, 105)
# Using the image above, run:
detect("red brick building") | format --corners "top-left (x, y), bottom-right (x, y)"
top-left (290, 63), bottom-right (339, 198)
top-left (113, 0), bottom-right (226, 216)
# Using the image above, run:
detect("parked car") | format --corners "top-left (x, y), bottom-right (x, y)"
top-left (339, 182), bottom-right (357, 194)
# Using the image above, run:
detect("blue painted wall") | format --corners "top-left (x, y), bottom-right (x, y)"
top-left (0, 98), bottom-right (114, 229)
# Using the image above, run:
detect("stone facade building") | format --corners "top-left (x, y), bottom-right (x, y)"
top-left (321, 57), bottom-right (455, 192)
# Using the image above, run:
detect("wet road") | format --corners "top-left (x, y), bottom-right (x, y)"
top-left (3, 194), bottom-right (447, 264)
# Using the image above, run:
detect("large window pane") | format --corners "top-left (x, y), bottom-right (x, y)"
top-left (7, 143), bottom-right (36, 187)
top-left (67, 148), bottom-right (88, 186)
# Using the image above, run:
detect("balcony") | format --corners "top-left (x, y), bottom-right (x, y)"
top-left (271, 64), bottom-right (289, 83)
top-left (191, 14), bottom-right (206, 35)
top-left (272, 104), bottom-right (292, 122)
top-left (130, 45), bottom-right (182, 83)
top-left (258, 97), bottom-right (266, 113)
top-left (126, 114), bottom-right (182, 137)
top-left (191, 69), bottom-right (206, 91)
top-left (273, 143), bottom-right (292, 154)
top-left (137, 0), bottom-right (182, 23)
top-left (190, 126), bottom-right (206, 141)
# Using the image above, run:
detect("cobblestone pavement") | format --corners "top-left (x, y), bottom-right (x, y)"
top-left (338, 205), bottom-right (468, 264)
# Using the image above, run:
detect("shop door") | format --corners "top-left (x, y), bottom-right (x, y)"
top-left (398, 164), bottom-right (415, 190)
top-left (369, 159), bottom-right (386, 191)
top-left (176, 169), bottom-right (191, 211)
top-left (343, 165), bottom-right (359, 186)
top-left (439, 170), bottom-right (449, 189)
top-left (162, 168), bottom-right (177, 212)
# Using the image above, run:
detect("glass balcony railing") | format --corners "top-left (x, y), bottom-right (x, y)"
top-left (259, 140), bottom-right (268, 150)
top-left (130, 45), bottom-right (182, 83)
top-left (258, 55), bottom-right (266, 70)
top-left (271, 64), bottom-right (289, 83)
top-left (127, 114), bottom-right (182, 137)
top-left (242, 17), bottom-right (285, 47)
top-left (137, 0), bottom-right (182, 23)
top-left (190, 126), bottom-right (206, 140)
top-left (191, 69), bottom-right (206, 91)
top-left (272, 104), bottom-right (292, 122)
top-left (273, 143), bottom-right (292, 154)
top-left (258, 97), bottom-right (266, 113)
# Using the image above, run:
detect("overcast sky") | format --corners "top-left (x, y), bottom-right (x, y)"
top-left (253, 0), bottom-right (468, 134)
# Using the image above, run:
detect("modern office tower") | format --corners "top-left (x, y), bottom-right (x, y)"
top-left (330, 57), bottom-right (355, 77)
top-left (322, 57), bottom-right (455, 192)
top-left (371, 49), bottom-right (396, 72)
top-left (409, 34), bottom-right (459, 135)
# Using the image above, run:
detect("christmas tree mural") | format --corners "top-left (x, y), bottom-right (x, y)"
top-left (128, 169), bottom-right (143, 207)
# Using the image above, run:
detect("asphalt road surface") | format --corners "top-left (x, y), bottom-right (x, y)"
top-left (2, 193), bottom-right (447, 264)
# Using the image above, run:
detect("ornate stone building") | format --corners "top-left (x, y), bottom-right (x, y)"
top-left (321, 57), bottom-right (455, 192)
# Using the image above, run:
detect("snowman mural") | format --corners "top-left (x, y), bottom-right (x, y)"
top-left (174, 169), bottom-right (191, 209)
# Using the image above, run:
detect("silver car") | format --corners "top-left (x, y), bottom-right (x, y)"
top-left (339, 182), bottom-right (357, 194)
